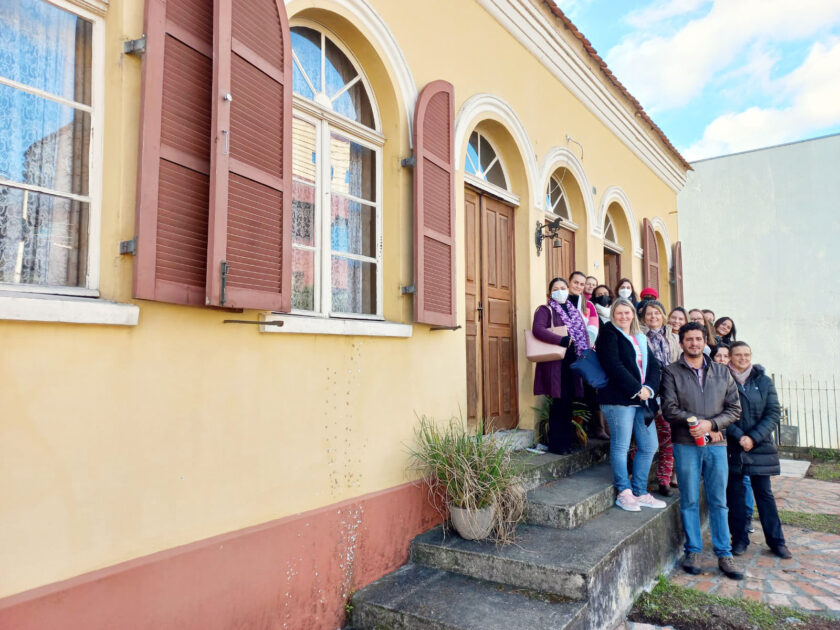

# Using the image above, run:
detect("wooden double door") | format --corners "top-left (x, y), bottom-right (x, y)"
top-left (464, 189), bottom-right (518, 431)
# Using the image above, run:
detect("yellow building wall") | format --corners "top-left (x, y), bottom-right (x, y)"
top-left (0, 0), bottom-right (682, 598)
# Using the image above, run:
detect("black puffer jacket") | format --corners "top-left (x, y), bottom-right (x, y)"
top-left (726, 365), bottom-right (781, 476)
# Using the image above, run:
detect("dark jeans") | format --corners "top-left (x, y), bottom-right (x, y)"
top-left (727, 473), bottom-right (785, 549)
top-left (548, 394), bottom-right (575, 453)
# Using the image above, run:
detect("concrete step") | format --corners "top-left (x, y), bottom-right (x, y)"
top-left (351, 563), bottom-right (588, 630)
top-left (410, 494), bottom-right (683, 630)
top-left (525, 463), bottom-right (616, 529)
top-left (516, 439), bottom-right (609, 492)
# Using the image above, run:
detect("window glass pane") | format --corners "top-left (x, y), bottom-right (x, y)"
top-left (332, 80), bottom-right (373, 128)
top-left (0, 84), bottom-right (90, 196)
top-left (331, 256), bottom-right (376, 314)
top-left (290, 27), bottom-right (321, 96)
top-left (465, 132), bottom-right (480, 175)
top-left (0, 0), bottom-right (92, 105)
top-left (478, 135), bottom-right (496, 172)
top-left (0, 186), bottom-right (88, 287)
top-left (292, 60), bottom-right (314, 100)
top-left (292, 182), bottom-right (315, 247)
top-left (331, 196), bottom-right (375, 258)
top-left (291, 247), bottom-right (315, 310)
top-left (324, 38), bottom-right (356, 98)
top-left (329, 134), bottom-right (375, 202)
top-left (485, 159), bottom-right (506, 189)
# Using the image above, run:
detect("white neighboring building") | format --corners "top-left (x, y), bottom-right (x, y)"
top-left (678, 133), bottom-right (840, 447)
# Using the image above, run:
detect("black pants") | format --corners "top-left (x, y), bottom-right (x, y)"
top-left (727, 473), bottom-right (785, 549)
top-left (548, 356), bottom-right (577, 454)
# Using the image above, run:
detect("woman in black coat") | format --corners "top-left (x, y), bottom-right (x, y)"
top-left (726, 341), bottom-right (791, 558)
top-left (596, 298), bottom-right (663, 511)
top-left (532, 277), bottom-right (591, 454)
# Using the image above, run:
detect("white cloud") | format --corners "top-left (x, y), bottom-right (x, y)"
top-left (683, 39), bottom-right (840, 160)
top-left (607, 0), bottom-right (840, 112)
top-left (625, 0), bottom-right (711, 28)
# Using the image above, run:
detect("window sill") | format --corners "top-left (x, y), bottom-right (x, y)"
top-left (260, 313), bottom-right (412, 337)
top-left (0, 291), bottom-right (139, 326)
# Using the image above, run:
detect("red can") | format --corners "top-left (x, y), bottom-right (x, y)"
top-left (686, 416), bottom-right (706, 447)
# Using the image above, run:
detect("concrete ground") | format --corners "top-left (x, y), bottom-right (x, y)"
top-left (617, 460), bottom-right (840, 628)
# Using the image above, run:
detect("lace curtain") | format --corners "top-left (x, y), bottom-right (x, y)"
top-left (0, 0), bottom-right (92, 288)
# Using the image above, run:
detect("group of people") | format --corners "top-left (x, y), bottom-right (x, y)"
top-left (532, 273), bottom-right (790, 581)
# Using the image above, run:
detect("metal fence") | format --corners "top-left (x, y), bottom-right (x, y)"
top-left (772, 374), bottom-right (840, 450)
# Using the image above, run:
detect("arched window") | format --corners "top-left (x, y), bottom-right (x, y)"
top-left (545, 174), bottom-right (571, 221)
top-left (464, 131), bottom-right (507, 189)
top-left (290, 25), bottom-right (382, 316)
top-left (604, 213), bottom-right (619, 247)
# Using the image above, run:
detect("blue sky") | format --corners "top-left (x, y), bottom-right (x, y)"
top-left (554, 0), bottom-right (840, 161)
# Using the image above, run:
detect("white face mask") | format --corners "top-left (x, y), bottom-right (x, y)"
top-left (551, 289), bottom-right (569, 303)
top-left (618, 288), bottom-right (632, 299)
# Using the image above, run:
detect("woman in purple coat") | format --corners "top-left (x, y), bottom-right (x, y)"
top-left (533, 277), bottom-right (592, 454)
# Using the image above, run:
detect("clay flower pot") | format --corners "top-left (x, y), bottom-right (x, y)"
top-left (449, 503), bottom-right (496, 540)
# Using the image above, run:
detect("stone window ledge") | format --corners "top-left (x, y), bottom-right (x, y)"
top-left (260, 313), bottom-right (411, 337)
top-left (0, 291), bottom-right (139, 326)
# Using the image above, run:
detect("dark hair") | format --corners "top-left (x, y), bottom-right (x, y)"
top-left (702, 309), bottom-right (715, 317)
top-left (548, 277), bottom-right (567, 293)
top-left (729, 340), bottom-right (750, 352)
top-left (710, 343), bottom-right (730, 361)
top-left (678, 321), bottom-right (706, 343)
top-left (614, 278), bottom-right (637, 303)
top-left (569, 270), bottom-right (587, 281)
top-left (593, 284), bottom-right (612, 298)
top-left (586, 275), bottom-right (597, 283)
top-left (703, 319), bottom-right (717, 347)
top-left (714, 316), bottom-right (737, 344)
top-left (669, 306), bottom-right (688, 318)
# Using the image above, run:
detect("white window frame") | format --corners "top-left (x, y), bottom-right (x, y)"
top-left (545, 173), bottom-right (578, 231)
top-left (289, 22), bottom-right (384, 320)
top-left (603, 213), bottom-right (623, 253)
top-left (463, 131), bottom-right (520, 206)
top-left (0, 0), bottom-right (104, 299)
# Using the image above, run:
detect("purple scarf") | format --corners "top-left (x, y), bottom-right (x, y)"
top-left (646, 326), bottom-right (671, 367)
top-left (548, 299), bottom-right (590, 357)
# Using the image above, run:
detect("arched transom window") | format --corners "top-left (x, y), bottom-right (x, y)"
top-left (545, 175), bottom-right (570, 221)
top-left (290, 25), bottom-right (383, 316)
top-left (604, 213), bottom-right (618, 246)
top-left (465, 131), bottom-right (507, 190)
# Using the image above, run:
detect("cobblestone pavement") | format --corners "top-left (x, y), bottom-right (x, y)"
top-left (668, 476), bottom-right (840, 617)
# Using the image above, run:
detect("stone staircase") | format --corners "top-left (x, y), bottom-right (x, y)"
top-left (350, 440), bottom-right (686, 630)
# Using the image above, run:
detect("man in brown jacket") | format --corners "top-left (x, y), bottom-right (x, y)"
top-left (661, 322), bottom-right (743, 580)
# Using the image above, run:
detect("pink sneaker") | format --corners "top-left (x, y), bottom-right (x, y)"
top-left (636, 493), bottom-right (667, 509)
top-left (615, 489), bottom-right (641, 512)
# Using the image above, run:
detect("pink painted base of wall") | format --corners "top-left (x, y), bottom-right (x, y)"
top-left (0, 482), bottom-right (441, 630)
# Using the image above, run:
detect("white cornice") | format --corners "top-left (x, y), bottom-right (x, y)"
top-left (478, 0), bottom-right (687, 193)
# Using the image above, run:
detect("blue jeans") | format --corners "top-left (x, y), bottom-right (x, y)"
top-left (673, 443), bottom-right (732, 557)
top-left (744, 475), bottom-right (754, 520)
top-left (602, 405), bottom-right (658, 496)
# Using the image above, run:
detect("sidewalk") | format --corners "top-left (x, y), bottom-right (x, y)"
top-left (667, 472), bottom-right (840, 617)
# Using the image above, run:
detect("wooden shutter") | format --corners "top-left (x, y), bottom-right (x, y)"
top-left (413, 80), bottom-right (456, 326)
top-left (205, 0), bottom-right (292, 310)
top-left (673, 240), bottom-right (684, 307)
top-left (642, 218), bottom-right (659, 293)
top-left (134, 0), bottom-right (214, 305)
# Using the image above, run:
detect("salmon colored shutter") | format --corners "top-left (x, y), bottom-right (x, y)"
top-left (673, 240), bottom-right (684, 307)
top-left (414, 81), bottom-right (456, 327)
top-left (133, 0), bottom-right (214, 305)
top-left (205, 0), bottom-right (292, 310)
top-left (642, 218), bottom-right (659, 293)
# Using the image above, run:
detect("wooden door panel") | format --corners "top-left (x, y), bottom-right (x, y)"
top-left (464, 189), bottom-right (482, 424)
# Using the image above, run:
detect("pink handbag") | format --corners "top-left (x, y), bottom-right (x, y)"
top-left (525, 306), bottom-right (567, 362)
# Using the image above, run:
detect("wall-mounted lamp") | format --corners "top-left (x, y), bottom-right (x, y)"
top-left (535, 217), bottom-right (563, 256)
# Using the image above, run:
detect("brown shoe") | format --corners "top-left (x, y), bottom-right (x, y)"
top-left (658, 483), bottom-right (673, 497)
top-left (718, 556), bottom-right (744, 580)
top-left (682, 552), bottom-right (702, 575)
top-left (772, 545), bottom-right (792, 559)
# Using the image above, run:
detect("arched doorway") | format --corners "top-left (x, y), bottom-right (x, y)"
top-left (603, 202), bottom-right (632, 292)
top-left (463, 129), bottom-right (518, 431)
top-left (543, 169), bottom-right (581, 283)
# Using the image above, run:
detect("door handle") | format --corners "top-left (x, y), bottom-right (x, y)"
top-left (476, 303), bottom-right (483, 321)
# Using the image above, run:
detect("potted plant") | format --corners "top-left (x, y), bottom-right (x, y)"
top-left (408, 416), bottom-right (525, 542)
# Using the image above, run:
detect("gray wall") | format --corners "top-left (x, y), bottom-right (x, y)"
top-left (678, 133), bottom-right (840, 383)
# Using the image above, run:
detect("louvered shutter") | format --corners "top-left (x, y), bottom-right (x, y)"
top-left (642, 218), bottom-right (659, 293)
top-left (673, 240), bottom-right (684, 307)
top-left (205, 0), bottom-right (292, 310)
top-left (134, 0), bottom-right (214, 305)
top-left (413, 81), bottom-right (456, 327)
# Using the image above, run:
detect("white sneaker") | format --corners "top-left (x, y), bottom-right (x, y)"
top-left (615, 489), bottom-right (641, 512)
top-left (636, 493), bottom-right (667, 509)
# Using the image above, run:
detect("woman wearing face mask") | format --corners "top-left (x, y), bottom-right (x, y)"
top-left (615, 278), bottom-right (638, 307)
top-left (584, 275), bottom-right (598, 300)
top-left (592, 284), bottom-right (613, 324)
top-left (714, 317), bottom-right (737, 346)
top-left (640, 301), bottom-right (679, 496)
top-left (726, 342), bottom-right (791, 559)
top-left (532, 277), bottom-right (592, 454)
top-left (668, 307), bottom-right (688, 335)
top-left (596, 298), bottom-right (664, 511)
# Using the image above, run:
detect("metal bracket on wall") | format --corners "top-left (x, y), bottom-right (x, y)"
top-left (223, 319), bottom-right (285, 326)
top-left (400, 155), bottom-right (416, 168)
top-left (119, 236), bottom-right (137, 255)
top-left (220, 261), bottom-right (229, 306)
top-left (429, 325), bottom-right (462, 331)
top-left (123, 36), bottom-right (146, 56)
top-left (400, 285), bottom-right (416, 295)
